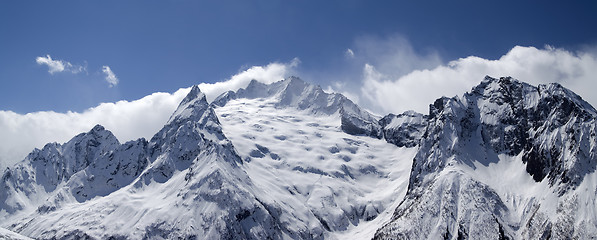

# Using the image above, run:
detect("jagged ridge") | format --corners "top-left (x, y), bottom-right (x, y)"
top-left (1, 76), bottom-right (596, 239)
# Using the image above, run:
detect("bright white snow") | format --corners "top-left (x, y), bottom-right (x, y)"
top-left (215, 97), bottom-right (416, 239)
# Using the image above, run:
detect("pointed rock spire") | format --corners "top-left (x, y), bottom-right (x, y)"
top-left (167, 85), bottom-right (209, 124)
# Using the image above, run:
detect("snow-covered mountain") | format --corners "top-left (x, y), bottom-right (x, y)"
top-left (1, 76), bottom-right (596, 239)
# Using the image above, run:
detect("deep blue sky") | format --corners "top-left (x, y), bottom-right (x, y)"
top-left (1, 0), bottom-right (596, 113)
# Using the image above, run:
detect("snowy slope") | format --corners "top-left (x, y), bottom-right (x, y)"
top-left (0, 227), bottom-right (32, 240)
top-left (212, 76), bottom-right (419, 238)
top-left (214, 77), bottom-right (383, 138)
top-left (214, 97), bottom-right (416, 239)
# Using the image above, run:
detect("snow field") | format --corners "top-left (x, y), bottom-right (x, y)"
top-left (216, 97), bottom-right (417, 239)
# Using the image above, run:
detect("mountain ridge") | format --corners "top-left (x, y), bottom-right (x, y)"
top-left (0, 75), bottom-right (596, 239)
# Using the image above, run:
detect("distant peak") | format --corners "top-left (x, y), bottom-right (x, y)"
top-left (90, 124), bottom-right (106, 133)
top-left (244, 79), bottom-right (267, 91)
top-left (85, 124), bottom-right (116, 141)
top-left (283, 76), bottom-right (306, 86)
top-left (429, 96), bottom-right (452, 118)
top-left (285, 76), bottom-right (303, 82)
top-left (180, 85), bottom-right (206, 105)
top-left (478, 75), bottom-right (520, 88)
top-left (248, 79), bottom-right (264, 86)
top-left (483, 75), bottom-right (494, 82)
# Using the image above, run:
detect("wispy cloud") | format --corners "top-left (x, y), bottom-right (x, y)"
top-left (102, 66), bottom-right (119, 87)
top-left (350, 35), bottom-right (442, 78)
top-left (345, 48), bottom-right (355, 58)
top-left (36, 55), bottom-right (85, 74)
top-left (36, 55), bottom-right (120, 88)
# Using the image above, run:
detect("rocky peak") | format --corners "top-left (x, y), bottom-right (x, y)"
top-left (27, 124), bottom-right (120, 183)
top-left (146, 84), bottom-right (239, 183)
top-left (211, 90), bottom-right (236, 107)
top-left (428, 96), bottom-right (452, 119)
top-left (235, 79), bottom-right (274, 99)
top-left (167, 85), bottom-right (210, 125)
top-left (412, 76), bottom-right (597, 194)
top-left (60, 124), bottom-right (120, 173)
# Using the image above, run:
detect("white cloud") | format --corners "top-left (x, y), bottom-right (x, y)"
top-left (36, 55), bottom-right (85, 74)
top-left (102, 66), bottom-right (119, 87)
top-left (0, 60), bottom-right (297, 170)
top-left (324, 36), bottom-right (597, 115)
top-left (36, 55), bottom-right (122, 88)
top-left (358, 45), bottom-right (597, 115)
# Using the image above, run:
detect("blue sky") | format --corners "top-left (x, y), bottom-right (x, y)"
top-left (1, 0), bottom-right (596, 113)
top-left (2, 1), bottom-right (597, 168)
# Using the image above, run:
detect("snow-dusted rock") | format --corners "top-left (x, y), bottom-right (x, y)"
top-left (379, 111), bottom-right (427, 148)
top-left (0, 125), bottom-right (119, 217)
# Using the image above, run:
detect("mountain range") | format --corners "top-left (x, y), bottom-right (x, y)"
top-left (1, 76), bottom-right (596, 239)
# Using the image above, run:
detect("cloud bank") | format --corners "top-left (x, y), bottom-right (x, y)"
top-left (0, 60), bottom-right (297, 170)
top-left (357, 45), bottom-right (597, 115)
top-left (327, 36), bottom-right (597, 115)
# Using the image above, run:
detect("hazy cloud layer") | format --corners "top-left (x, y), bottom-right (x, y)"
top-left (36, 55), bottom-right (86, 74)
top-left (351, 35), bottom-right (443, 78)
top-left (0, 60), bottom-right (297, 169)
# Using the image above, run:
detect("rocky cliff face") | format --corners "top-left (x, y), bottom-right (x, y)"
top-left (375, 76), bottom-right (597, 239)
top-left (379, 111), bottom-right (427, 148)
top-left (0, 124), bottom-right (120, 216)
